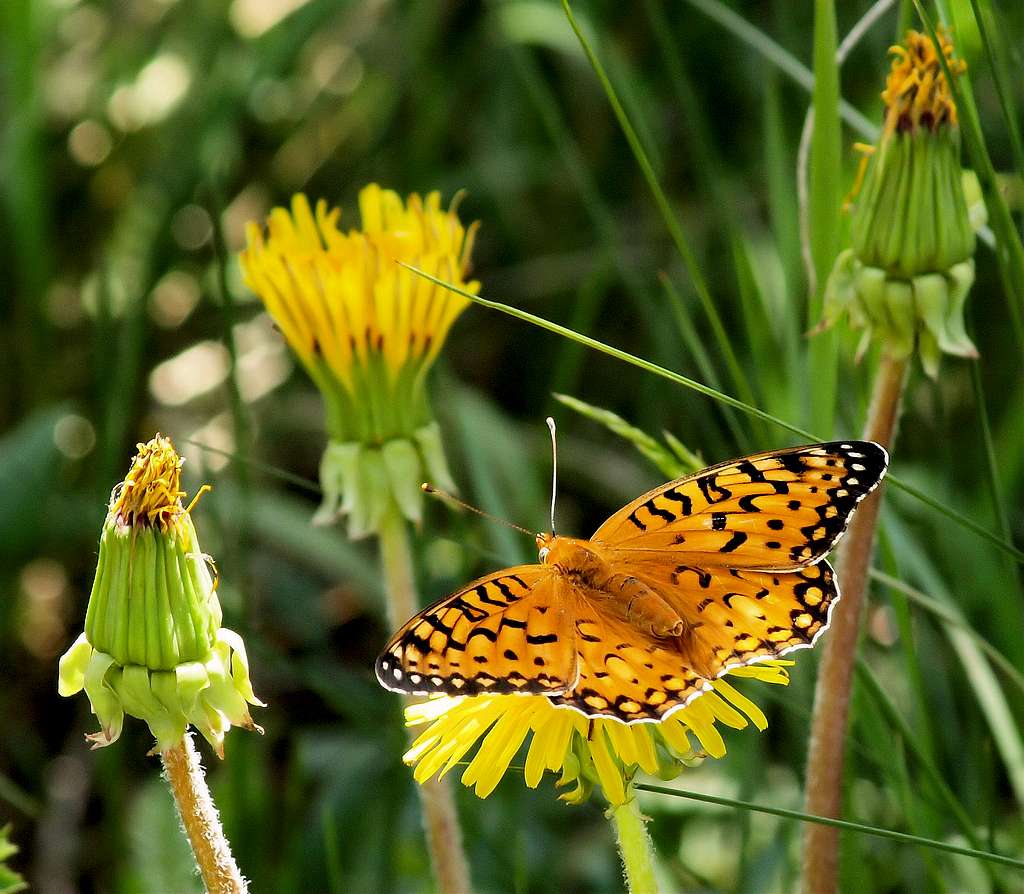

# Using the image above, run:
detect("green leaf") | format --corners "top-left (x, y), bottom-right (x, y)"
top-left (552, 392), bottom-right (688, 479)
top-left (0, 826), bottom-right (26, 894)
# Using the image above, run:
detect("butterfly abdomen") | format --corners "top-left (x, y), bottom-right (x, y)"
top-left (543, 538), bottom-right (685, 640)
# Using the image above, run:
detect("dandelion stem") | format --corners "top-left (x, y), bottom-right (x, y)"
top-left (801, 352), bottom-right (909, 894)
top-left (611, 793), bottom-right (659, 894)
top-left (161, 733), bottom-right (247, 894)
top-left (378, 506), bottom-right (473, 894)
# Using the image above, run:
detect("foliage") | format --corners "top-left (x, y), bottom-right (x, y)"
top-left (1, 0), bottom-right (1023, 890)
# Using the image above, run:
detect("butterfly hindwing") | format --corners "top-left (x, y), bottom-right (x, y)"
top-left (627, 556), bottom-right (838, 671)
top-left (543, 561), bottom-right (838, 723)
top-left (592, 441), bottom-right (887, 570)
top-left (375, 566), bottom-right (578, 697)
top-left (547, 595), bottom-right (710, 722)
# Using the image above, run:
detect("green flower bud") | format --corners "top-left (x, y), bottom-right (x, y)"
top-left (820, 29), bottom-right (980, 378)
top-left (58, 435), bottom-right (263, 756)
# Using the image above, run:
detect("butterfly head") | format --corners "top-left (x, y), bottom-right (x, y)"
top-left (536, 531), bottom-right (554, 562)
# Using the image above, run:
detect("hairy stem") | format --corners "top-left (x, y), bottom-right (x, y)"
top-left (378, 507), bottom-right (473, 894)
top-left (801, 353), bottom-right (909, 893)
top-left (611, 794), bottom-right (659, 894)
top-left (161, 734), bottom-right (247, 894)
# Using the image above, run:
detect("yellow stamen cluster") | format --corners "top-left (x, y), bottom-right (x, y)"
top-left (404, 662), bottom-right (791, 805)
top-left (240, 185), bottom-right (480, 391)
top-left (882, 29), bottom-right (965, 134)
top-left (111, 434), bottom-right (194, 532)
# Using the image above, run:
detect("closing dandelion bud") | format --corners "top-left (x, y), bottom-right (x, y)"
top-left (58, 435), bottom-right (263, 756)
top-left (241, 185), bottom-right (478, 536)
top-left (822, 28), bottom-right (980, 377)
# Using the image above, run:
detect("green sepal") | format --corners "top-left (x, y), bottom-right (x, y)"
top-left (382, 437), bottom-right (425, 525)
top-left (57, 632), bottom-right (92, 697)
top-left (58, 628), bottom-right (264, 755)
top-left (316, 422), bottom-right (457, 538)
top-left (414, 421), bottom-right (456, 495)
top-left (82, 649), bottom-right (124, 747)
top-left (0, 824), bottom-right (28, 894)
top-left (555, 742), bottom-right (594, 805)
top-left (314, 440), bottom-right (361, 526)
top-left (822, 252), bottom-right (977, 377)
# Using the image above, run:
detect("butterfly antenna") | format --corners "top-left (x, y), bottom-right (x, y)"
top-left (546, 416), bottom-right (558, 535)
top-left (421, 484), bottom-right (535, 537)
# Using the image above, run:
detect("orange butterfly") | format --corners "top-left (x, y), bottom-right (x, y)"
top-left (376, 441), bottom-right (887, 724)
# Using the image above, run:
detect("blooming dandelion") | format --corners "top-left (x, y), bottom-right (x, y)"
top-left (242, 186), bottom-right (480, 892)
top-left (240, 185), bottom-right (479, 536)
top-left (403, 662), bottom-right (792, 805)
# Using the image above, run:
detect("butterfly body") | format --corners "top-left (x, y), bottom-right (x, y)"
top-left (377, 441), bottom-right (888, 724)
top-left (540, 534), bottom-right (688, 639)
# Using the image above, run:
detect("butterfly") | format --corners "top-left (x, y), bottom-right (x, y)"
top-left (376, 441), bottom-right (888, 724)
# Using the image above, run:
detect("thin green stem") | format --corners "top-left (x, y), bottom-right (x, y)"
top-left (611, 794), bottom-right (659, 894)
top-left (633, 783), bottom-right (1024, 872)
top-left (377, 507), bottom-right (473, 894)
top-left (404, 264), bottom-right (1024, 564)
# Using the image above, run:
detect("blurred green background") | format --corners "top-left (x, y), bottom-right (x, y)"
top-left (2, 0), bottom-right (1024, 891)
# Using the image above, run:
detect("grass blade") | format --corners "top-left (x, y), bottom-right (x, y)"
top-left (633, 783), bottom-right (1024, 871)
top-left (561, 0), bottom-right (761, 421)
top-left (966, 0), bottom-right (1024, 183)
top-left (807, 0), bottom-right (842, 434)
top-left (404, 263), bottom-right (1024, 564)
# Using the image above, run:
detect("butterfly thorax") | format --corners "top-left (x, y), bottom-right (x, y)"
top-left (539, 535), bottom-right (688, 641)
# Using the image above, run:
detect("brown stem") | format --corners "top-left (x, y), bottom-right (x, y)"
top-left (161, 734), bottom-right (247, 894)
top-left (378, 508), bottom-right (473, 894)
top-left (801, 353), bottom-right (909, 894)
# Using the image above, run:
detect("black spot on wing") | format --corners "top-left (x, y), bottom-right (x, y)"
top-left (719, 531), bottom-right (748, 553)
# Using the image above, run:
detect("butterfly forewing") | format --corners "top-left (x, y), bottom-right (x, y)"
top-left (375, 566), bottom-right (578, 697)
top-left (592, 441), bottom-right (887, 570)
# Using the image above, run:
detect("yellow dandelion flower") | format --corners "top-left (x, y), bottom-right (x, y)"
top-left (240, 186), bottom-right (480, 535)
top-left (403, 661), bottom-right (791, 806)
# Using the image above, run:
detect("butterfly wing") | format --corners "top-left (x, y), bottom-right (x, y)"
top-left (548, 591), bottom-right (711, 722)
top-left (633, 557), bottom-right (837, 672)
top-left (376, 566), bottom-right (578, 697)
top-left (592, 441), bottom-right (887, 571)
top-left (545, 560), bottom-right (838, 723)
